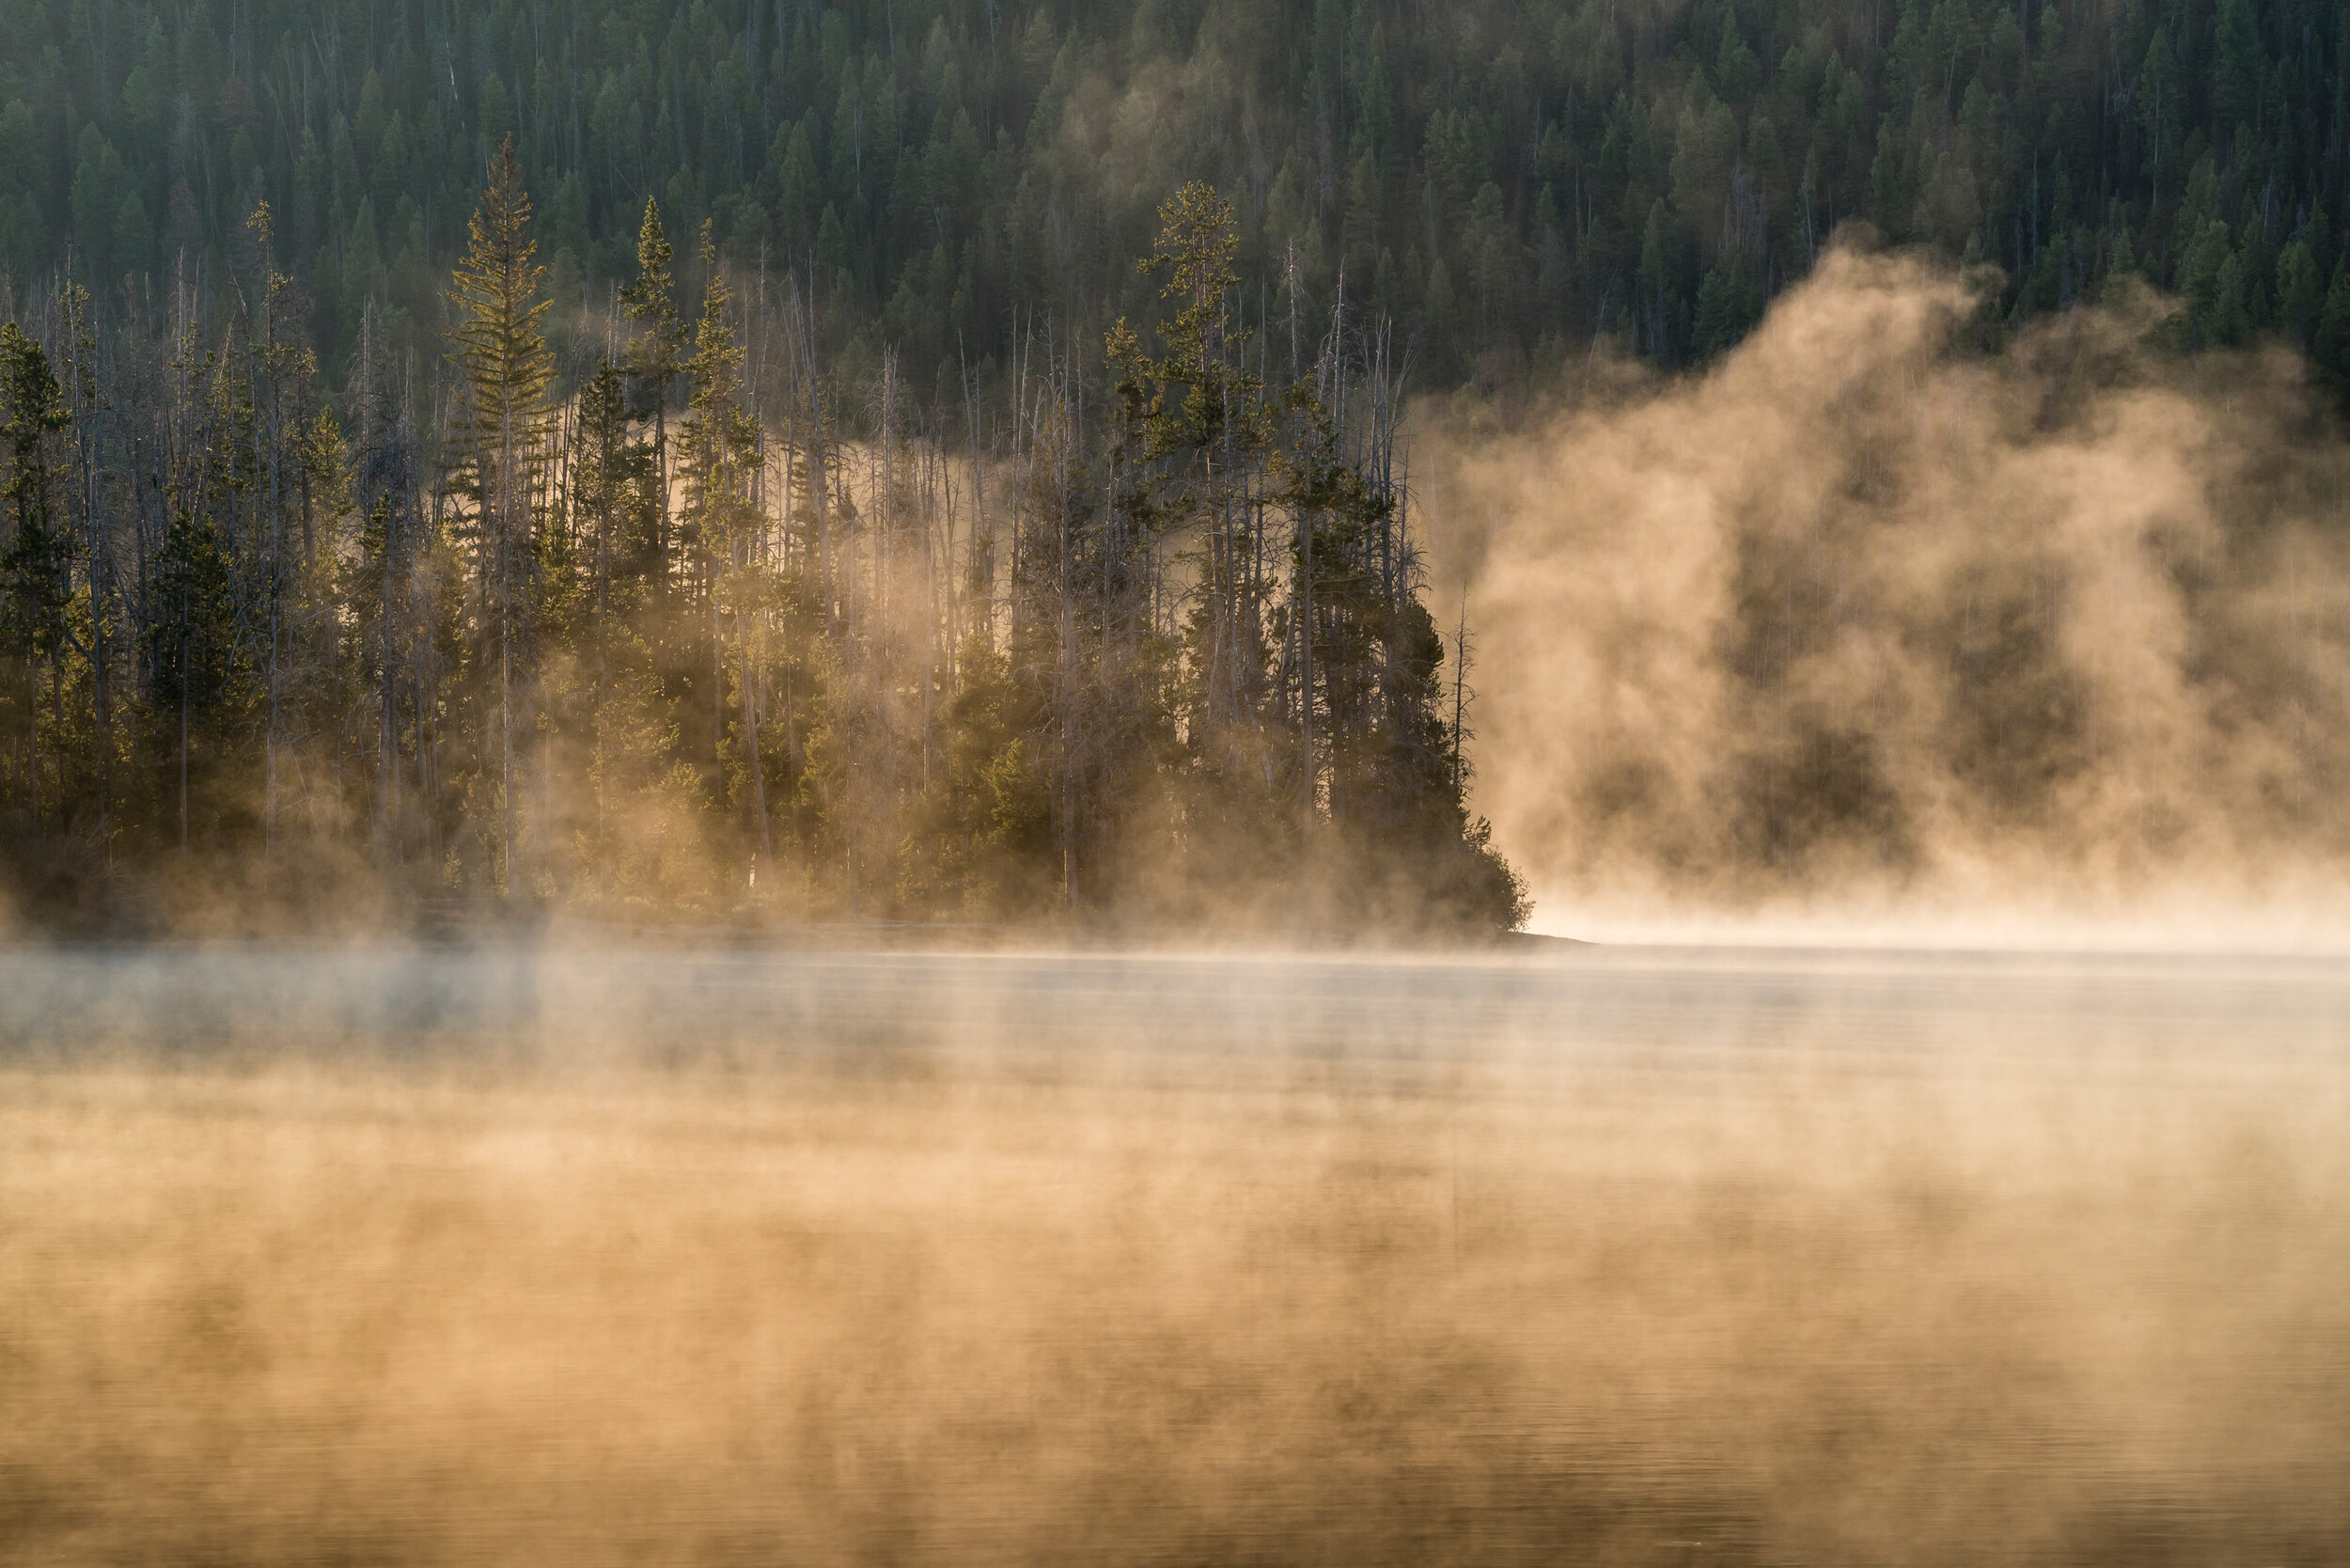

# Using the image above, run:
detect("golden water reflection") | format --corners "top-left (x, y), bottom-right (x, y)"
top-left (3, 945), bottom-right (2345, 1565)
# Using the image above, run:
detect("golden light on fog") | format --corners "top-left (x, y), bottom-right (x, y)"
top-left (4, 943), bottom-right (2345, 1565)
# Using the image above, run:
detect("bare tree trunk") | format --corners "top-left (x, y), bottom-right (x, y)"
top-left (501, 604), bottom-right (515, 897)
top-left (179, 627), bottom-right (189, 853)
top-left (713, 572), bottom-right (725, 771)
top-left (922, 438), bottom-right (935, 793)
top-left (743, 622), bottom-right (770, 879)
top-left (1451, 594), bottom-right (1469, 803)
top-left (265, 591), bottom-right (280, 863)
top-left (380, 494), bottom-right (398, 860)
top-left (804, 285), bottom-right (832, 629)
top-left (1058, 357), bottom-right (1077, 911)
top-left (1300, 478), bottom-right (1314, 830)
top-left (86, 426), bottom-right (109, 866)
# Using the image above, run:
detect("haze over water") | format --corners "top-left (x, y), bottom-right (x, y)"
top-left (4, 940), bottom-right (2346, 1566)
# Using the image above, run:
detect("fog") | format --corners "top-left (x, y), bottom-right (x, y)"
top-left (1421, 246), bottom-right (2350, 942)
top-left (5, 940), bottom-right (2347, 1564)
top-left (12, 245), bottom-right (2350, 1566)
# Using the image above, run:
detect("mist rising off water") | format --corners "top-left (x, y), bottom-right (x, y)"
top-left (1425, 248), bottom-right (2350, 924)
top-left (4, 945), bottom-right (2346, 1565)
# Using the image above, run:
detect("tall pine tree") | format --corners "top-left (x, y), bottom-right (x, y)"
top-left (446, 137), bottom-right (556, 896)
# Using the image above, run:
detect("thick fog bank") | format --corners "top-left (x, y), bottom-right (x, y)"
top-left (3, 944), bottom-right (2347, 1565)
top-left (1423, 248), bottom-right (2350, 937)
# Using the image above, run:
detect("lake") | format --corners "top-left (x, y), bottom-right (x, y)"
top-left (3, 940), bottom-right (2344, 1565)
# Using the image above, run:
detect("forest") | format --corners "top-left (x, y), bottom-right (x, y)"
top-left (6, 0), bottom-right (2350, 930)
top-left (0, 157), bottom-right (1524, 931)
top-left (8, 0), bottom-right (2350, 383)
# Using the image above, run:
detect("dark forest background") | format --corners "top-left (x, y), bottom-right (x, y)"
top-left (9, 0), bottom-right (2350, 385)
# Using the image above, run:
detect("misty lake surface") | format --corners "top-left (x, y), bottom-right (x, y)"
top-left (3, 940), bottom-right (2346, 1566)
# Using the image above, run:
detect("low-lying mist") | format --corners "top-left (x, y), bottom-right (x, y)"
top-left (4, 942), bottom-right (2346, 1565)
top-left (1424, 245), bottom-right (2350, 936)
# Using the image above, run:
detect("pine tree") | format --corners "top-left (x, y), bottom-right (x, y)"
top-left (1111, 181), bottom-right (1270, 755)
top-left (446, 136), bottom-right (556, 896)
top-left (681, 220), bottom-right (768, 863)
top-left (145, 504), bottom-right (242, 850)
top-left (0, 322), bottom-right (71, 828)
top-left (620, 197), bottom-right (686, 574)
top-left (573, 360), bottom-right (653, 633)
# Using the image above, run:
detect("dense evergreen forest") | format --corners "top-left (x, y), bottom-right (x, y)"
top-left (8, 0), bottom-right (2350, 378)
top-left (0, 154), bottom-right (1524, 932)
top-left (6, 0), bottom-right (2350, 930)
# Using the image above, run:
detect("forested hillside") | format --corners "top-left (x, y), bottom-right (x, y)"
top-left (6, 0), bottom-right (2348, 932)
top-left (8, 0), bottom-right (2350, 384)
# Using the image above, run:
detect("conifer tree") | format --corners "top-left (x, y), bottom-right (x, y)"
top-left (241, 202), bottom-right (315, 859)
top-left (1110, 182), bottom-right (1270, 760)
top-left (572, 360), bottom-right (651, 638)
top-left (681, 220), bottom-right (769, 861)
top-left (621, 197), bottom-right (686, 572)
top-left (446, 137), bottom-right (556, 895)
top-left (146, 504), bottom-right (241, 851)
top-left (0, 322), bottom-right (71, 828)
